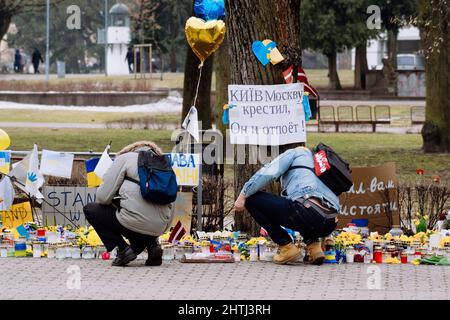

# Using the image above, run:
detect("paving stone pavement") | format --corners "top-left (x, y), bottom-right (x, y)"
top-left (0, 258), bottom-right (449, 300)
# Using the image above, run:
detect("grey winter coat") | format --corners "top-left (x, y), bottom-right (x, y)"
top-left (96, 152), bottom-right (175, 236)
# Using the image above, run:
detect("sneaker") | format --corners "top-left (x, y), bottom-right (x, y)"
top-left (273, 243), bottom-right (301, 265)
top-left (112, 246), bottom-right (137, 267)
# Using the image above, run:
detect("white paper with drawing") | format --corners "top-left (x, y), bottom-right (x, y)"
top-left (228, 83), bottom-right (306, 146)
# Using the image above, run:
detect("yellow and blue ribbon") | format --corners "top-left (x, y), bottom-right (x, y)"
top-left (303, 93), bottom-right (312, 122)
top-left (222, 104), bottom-right (236, 125)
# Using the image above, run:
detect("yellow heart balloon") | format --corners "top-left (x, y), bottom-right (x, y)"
top-left (0, 129), bottom-right (11, 151)
top-left (185, 17), bottom-right (226, 65)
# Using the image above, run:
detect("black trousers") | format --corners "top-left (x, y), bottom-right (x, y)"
top-left (83, 203), bottom-right (158, 254)
top-left (245, 192), bottom-right (337, 246)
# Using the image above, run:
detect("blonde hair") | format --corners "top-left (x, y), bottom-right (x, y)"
top-left (117, 141), bottom-right (163, 156)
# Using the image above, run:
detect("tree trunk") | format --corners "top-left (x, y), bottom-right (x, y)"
top-left (170, 39), bottom-right (177, 72)
top-left (181, 1), bottom-right (214, 130)
top-left (421, 0), bottom-right (450, 153)
top-left (387, 30), bottom-right (398, 70)
top-left (226, 0), bottom-right (302, 234)
top-left (182, 49), bottom-right (214, 130)
top-left (327, 52), bottom-right (342, 90)
top-left (214, 36), bottom-right (229, 135)
top-left (0, 13), bottom-right (12, 44)
top-left (354, 45), bottom-right (368, 90)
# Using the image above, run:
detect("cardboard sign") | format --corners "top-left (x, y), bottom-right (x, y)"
top-left (228, 83), bottom-right (306, 146)
top-left (169, 153), bottom-right (200, 187)
top-left (42, 186), bottom-right (97, 226)
top-left (1, 202), bottom-right (34, 229)
top-left (172, 192), bottom-right (193, 234)
top-left (339, 163), bottom-right (400, 234)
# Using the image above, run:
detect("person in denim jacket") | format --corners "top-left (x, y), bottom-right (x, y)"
top-left (234, 147), bottom-right (340, 265)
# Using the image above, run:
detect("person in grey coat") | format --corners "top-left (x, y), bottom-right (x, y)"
top-left (84, 141), bottom-right (175, 267)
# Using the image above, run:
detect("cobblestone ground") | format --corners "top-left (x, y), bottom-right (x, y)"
top-left (0, 258), bottom-right (449, 300)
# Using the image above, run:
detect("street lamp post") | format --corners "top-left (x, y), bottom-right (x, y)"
top-left (104, 0), bottom-right (108, 76)
top-left (45, 0), bottom-right (50, 81)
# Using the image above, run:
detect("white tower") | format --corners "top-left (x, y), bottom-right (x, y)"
top-left (106, 3), bottom-right (131, 76)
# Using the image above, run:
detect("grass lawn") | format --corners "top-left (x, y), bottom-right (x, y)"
top-left (6, 128), bottom-right (449, 183)
top-left (0, 69), bottom-right (354, 91)
top-left (0, 109), bottom-right (180, 124)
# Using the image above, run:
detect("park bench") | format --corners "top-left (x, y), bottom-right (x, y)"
top-left (318, 105), bottom-right (392, 133)
top-left (411, 106), bottom-right (426, 125)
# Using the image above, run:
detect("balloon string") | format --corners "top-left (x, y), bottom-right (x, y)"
top-left (193, 65), bottom-right (203, 107)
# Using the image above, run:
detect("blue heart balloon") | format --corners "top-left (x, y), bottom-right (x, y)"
top-left (194, 0), bottom-right (225, 21)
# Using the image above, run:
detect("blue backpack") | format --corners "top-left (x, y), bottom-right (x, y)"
top-left (126, 151), bottom-right (178, 205)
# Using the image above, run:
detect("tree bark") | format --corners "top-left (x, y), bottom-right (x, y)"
top-left (182, 49), bottom-right (214, 130)
top-left (354, 45), bottom-right (368, 90)
top-left (387, 30), bottom-right (398, 70)
top-left (214, 36), bottom-right (230, 135)
top-left (170, 39), bottom-right (177, 72)
top-left (181, 1), bottom-right (214, 130)
top-left (0, 13), bottom-right (12, 44)
top-left (226, 0), bottom-right (302, 234)
top-left (421, 0), bottom-right (450, 153)
top-left (327, 52), bottom-right (342, 90)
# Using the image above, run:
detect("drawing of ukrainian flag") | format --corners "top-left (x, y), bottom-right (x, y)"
top-left (0, 151), bottom-right (11, 174)
top-left (85, 158), bottom-right (103, 188)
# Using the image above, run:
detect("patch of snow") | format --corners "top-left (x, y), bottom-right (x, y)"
top-left (0, 94), bottom-right (182, 114)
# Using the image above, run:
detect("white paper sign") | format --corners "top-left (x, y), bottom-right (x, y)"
top-left (168, 153), bottom-right (200, 187)
top-left (228, 83), bottom-right (306, 146)
top-left (40, 150), bottom-right (74, 179)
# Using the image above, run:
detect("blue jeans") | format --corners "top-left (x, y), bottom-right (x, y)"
top-left (245, 192), bottom-right (337, 246)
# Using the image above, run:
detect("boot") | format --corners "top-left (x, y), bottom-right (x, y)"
top-left (145, 244), bottom-right (163, 266)
top-left (112, 246), bottom-right (137, 267)
top-left (307, 242), bottom-right (325, 266)
top-left (273, 243), bottom-right (301, 265)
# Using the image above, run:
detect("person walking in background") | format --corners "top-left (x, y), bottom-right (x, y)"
top-left (14, 49), bottom-right (21, 73)
top-left (19, 49), bottom-right (26, 73)
top-left (83, 141), bottom-right (175, 267)
top-left (125, 47), bottom-right (134, 73)
top-left (32, 48), bottom-right (44, 74)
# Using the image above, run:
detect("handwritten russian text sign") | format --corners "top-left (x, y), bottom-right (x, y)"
top-left (339, 163), bottom-right (400, 234)
top-left (228, 83), bottom-right (306, 146)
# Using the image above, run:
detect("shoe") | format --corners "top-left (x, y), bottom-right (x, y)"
top-left (273, 243), bottom-right (301, 265)
top-left (145, 244), bottom-right (163, 266)
top-left (307, 242), bottom-right (325, 266)
top-left (112, 246), bottom-right (137, 267)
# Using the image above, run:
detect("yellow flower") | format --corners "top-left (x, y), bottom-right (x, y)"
top-left (385, 257), bottom-right (401, 264)
top-left (412, 259), bottom-right (421, 266)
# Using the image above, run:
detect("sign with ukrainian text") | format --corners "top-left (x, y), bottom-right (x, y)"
top-left (169, 153), bottom-right (200, 187)
top-left (228, 83), bottom-right (306, 146)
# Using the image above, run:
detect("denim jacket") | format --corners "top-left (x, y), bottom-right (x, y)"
top-left (241, 147), bottom-right (341, 212)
